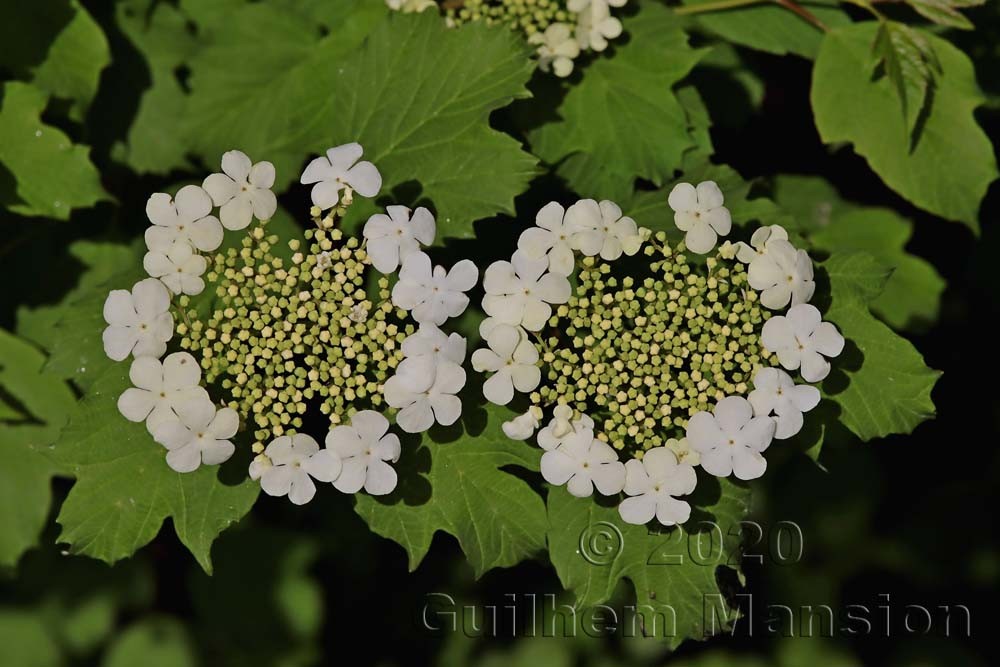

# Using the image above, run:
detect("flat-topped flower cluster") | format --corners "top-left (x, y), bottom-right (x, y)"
top-left (473, 181), bottom-right (844, 527)
top-left (102, 143), bottom-right (477, 504)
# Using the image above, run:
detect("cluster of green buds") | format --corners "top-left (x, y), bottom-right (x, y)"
top-left (445, 0), bottom-right (573, 36)
top-left (530, 234), bottom-right (776, 459)
top-left (175, 206), bottom-right (413, 453)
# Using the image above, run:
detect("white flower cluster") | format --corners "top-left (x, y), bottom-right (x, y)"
top-left (530, 0), bottom-right (628, 77)
top-left (482, 183), bottom-right (845, 528)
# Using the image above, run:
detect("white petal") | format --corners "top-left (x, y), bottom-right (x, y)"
top-left (686, 411), bottom-right (722, 452)
top-left (249, 161), bottom-right (276, 188)
top-left (303, 449), bottom-right (342, 483)
top-left (288, 471), bottom-right (317, 505)
top-left (174, 185), bottom-right (212, 221)
top-left (409, 207), bottom-right (436, 245)
top-left (364, 459), bottom-right (398, 495)
top-left (166, 443), bottom-right (202, 473)
top-left (146, 192), bottom-right (177, 227)
top-left (351, 410), bottom-right (390, 443)
top-left (202, 173), bottom-right (238, 206)
top-left (715, 396), bottom-right (753, 432)
top-left (591, 460), bottom-right (626, 495)
top-left (483, 371), bottom-right (515, 405)
top-left (397, 401), bottom-right (435, 433)
top-left (250, 188), bottom-right (277, 221)
top-left (201, 439), bottom-right (235, 466)
top-left (695, 181), bottom-right (725, 209)
top-left (623, 458), bottom-right (652, 495)
top-left (189, 217), bottom-right (224, 252)
top-left (800, 351), bottom-right (832, 383)
top-left (221, 150), bottom-right (252, 183)
top-left (540, 449), bottom-right (578, 486)
top-left (367, 237), bottom-right (400, 274)
top-left (810, 322), bottom-right (845, 357)
top-left (132, 278), bottom-right (170, 317)
top-left (162, 352), bottom-right (200, 390)
top-left (344, 162), bottom-right (382, 197)
top-left (685, 223), bottom-right (717, 254)
top-left (699, 447), bottom-right (734, 477)
top-left (655, 497), bottom-right (691, 526)
top-left (103, 326), bottom-right (137, 361)
top-left (220, 195), bottom-right (254, 231)
top-left (731, 448), bottom-right (767, 481)
top-left (619, 495), bottom-right (657, 525)
top-left (103, 290), bottom-right (137, 327)
top-left (333, 458), bottom-right (367, 494)
top-left (260, 466), bottom-right (294, 497)
top-left (118, 388), bottom-right (155, 422)
top-left (667, 183), bottom-right (697, 212)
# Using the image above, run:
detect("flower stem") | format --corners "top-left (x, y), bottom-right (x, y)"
top-left (673, 0), bottom-right (768, 16)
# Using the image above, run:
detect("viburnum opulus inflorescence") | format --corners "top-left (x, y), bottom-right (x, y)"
top-left (472, 182), bottom-right (845, 527)
top-left (102, 144), bottom-right (477, 505)
top-left (386, 0), bottom-right (627, 78)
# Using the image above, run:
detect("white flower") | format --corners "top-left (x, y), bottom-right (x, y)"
top-left (363, 205), bottom-right (436, 273)
top-left (748, 367), bottom-right (821, 440)
top-left (686, 396), bottom-right (776, 480)
top-left (667, 181), bottom-right (733, 254)
top-left (326, 411), bottom-right (401, 495)
top-left (482, 250), bottom-right (571, 331)
top-left (386, 0), bottom-right (436, 12)
top-left (202, 150), bottom-right (278, 231)
top-left (401, 324), bottom-right (467, 365)
top-left (564, 199), bottom-right (643, 261)
top-left (471, 323), bottom-right (540, 405)
top-left (102, 278), bottom-right (173, 361)
top-left (761, 304), bottom-right (845, 383)
top-left (252, 434), bottom-right (342, 505)
top-left (391, 252), bottom-right (478, 325)
top-left (143, 241), bottom-right (207, 295)
top-left (517, 202), bottom-right (576, 276)
top-left (536, 405), bottom-right (595, 450)
top-left (117, 352), bottom-right (210, 434)
top-left (152, 401), bottom-right (238, 473)
top-left (540, 427), bottom-right (626, 497)
top-left (528, 23), bottom-right (580, 78)
top-left (502, 406), bottom-right (543, 441)
top-left (575, 2), bottom-right (623, 52)
top-left (299, 143), bottom-right (381, 209)
top-left (618, 447), bottom-right (697, 526)
top-left (384, 356), bottom-right (466, 433)
top-left (736, 224), bottom-right (789, 264)
top-left (144, 186), bottom-right (223, 253)
top-left (747, 239), bottom-right (816, 309)
top-left (664, 437), bottom-right (700, 467)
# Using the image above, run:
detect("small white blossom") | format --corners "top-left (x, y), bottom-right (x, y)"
top-left (761, 304), bottom-right (844, 383)
top-left (153, 401), bottom-right (238, 473)
top-left (619, 447), bottom-right (697, 526)
top-left (736, 224), bottom-right (789, 264)
top-left (564, 199), bottom-right (643, 261)
top-left (482, 250), bottom-right (571, 331)
top-left (502, 406), bottom-right (543, 441)
top-left (471, 323), bottom-right (540, 406)
top-left (143, 241), bottom-right (207, 295)
top-left (384, 356), bottom-right (466, 433)
top-left (299, 143), bottom-right (381, 209)
top-left (117, 352), bottom-right (210, 434)
top-left (687, 396), bottom-right (776, 481)
top-left (326, 411), bottom-right (401, 495)
top-left (747, 239), bottom-right (815, 309)
top-left (386, 0), bottom-right (436, 12)
top-left (202, 150), bottom-right (278, 231)
top-left (540, 427), bottom-right (626, 497)
top-left (391, 252), bottom-right (478, 325)
top-left (252, 434), bottom-right (342, 505)
top-left (517, 202), bottom-right (576, 276)
top-left (749, 367), bottom-right (821, 439)
top-left (575, 1), bottom-right (623, 52)
top-left (664, 437), bottom-right (700, 467)
top-left (363, 205), bottom-right (436, 273)
top-left (401, 324), bottom-right (467, 365)
top-left (102, 278), bottom-right (173, 361)
top-left (144, 186), bottom-right (223, 253)
top-left (667, 181), bottom-right (732, 254)
top-left (537, 405), bottom-right (595, 450)
top-left (528, 23), bottom-right (580, 78)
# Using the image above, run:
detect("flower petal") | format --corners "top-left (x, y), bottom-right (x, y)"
top-left (303, 449), bottom-right (342, 483)
top-left (618, 495), bottom-right (656, 525)
top-left (221, 150), bottom-right (252, 183)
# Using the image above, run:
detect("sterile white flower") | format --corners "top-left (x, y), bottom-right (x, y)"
top-left (537, 405), bottom-right (596, 450)
top-left (748, 367), bottom-right (821, 439)
top-left (482, 250), bottom-right (571, 331)
top-left (102, 278), bottom-right (173, 361)
top-left (401, 324), bottom-right (467, 365)
top-left (619, 447), bottom-right (697, 526)
top-left (747, 239), bottom-right (815, 309)
top-left (686, 396), bottom-right (776, 480)
top-left (144, 186), bottom-right (223, 253)
top-left (383, 356), bottom-right (466, 433)
top-left (567, 0), bottom-right (627, 10)
top-left (517, 201), bottom-right (577, 276)
top-left (326, 410), bottom-right (401, 495)
top-left (502, 406), bottom-right (543, 441)
top-left (540, 427), bottom-right (626, 497)
top-left (471, 323), bottom-right (540, 405)
top-left (202, 150), bottom-right (278, 231)
top-left (391, 252), bottom-right (478, 325)
top-left (575, 2), bottom-right (623, 52)
top-left (528, 23), bottom-right (580, 78)
top-left (664, 437), bottom-right (700, 467)
top-left (252, 434), bottom-right (342, 505)
top-left (153, 402), bottom-right (238, 473)
top-left (143, 241), bottom-right (207, 295)
top-left (299, 143), bottom-right (381, 209)
top-left (761, 304), bottom-right (844, 383)
top-left (667, 181), bottom-right (732, 254)
top-left (117, 352), bottom-right (210, 433)
top-left (363, 205), bottom-right (436, 273)
top-left (386, 0), bottom-right (435, 11)
top-left (564, 199), bottom-right (643, 260)
top-left (736, 224), bottom-right (789, 264)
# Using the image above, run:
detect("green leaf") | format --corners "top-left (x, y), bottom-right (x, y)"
top-left (872, 20), bottom-right (940, 137)
top-left (0, 82), bottom-right (109, 219)
top-left (353, 403), bottom-right (547, 575)
top-left (812, 23), bottom-right (998, 231)
top-left (679, 0), bottom-right (850, 59)
top-left (0, 0), bottom-right (110, 119)
top-left (821, 252), bottom-right (940, 440)
top-left (546, 478), bottom-right (750, 648)
top-left (0, 329), bottom-right (76, 567)
top-left (0, 610), bottom-right (61, 667)
top-left (101, 618), bottom-right (197, 667)
top-left (526, 1), bottom-right (704, 202)
top-left (904, 0), bottom-right (984, 30)
top-left (51, 365), bottom-right (259, 572)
